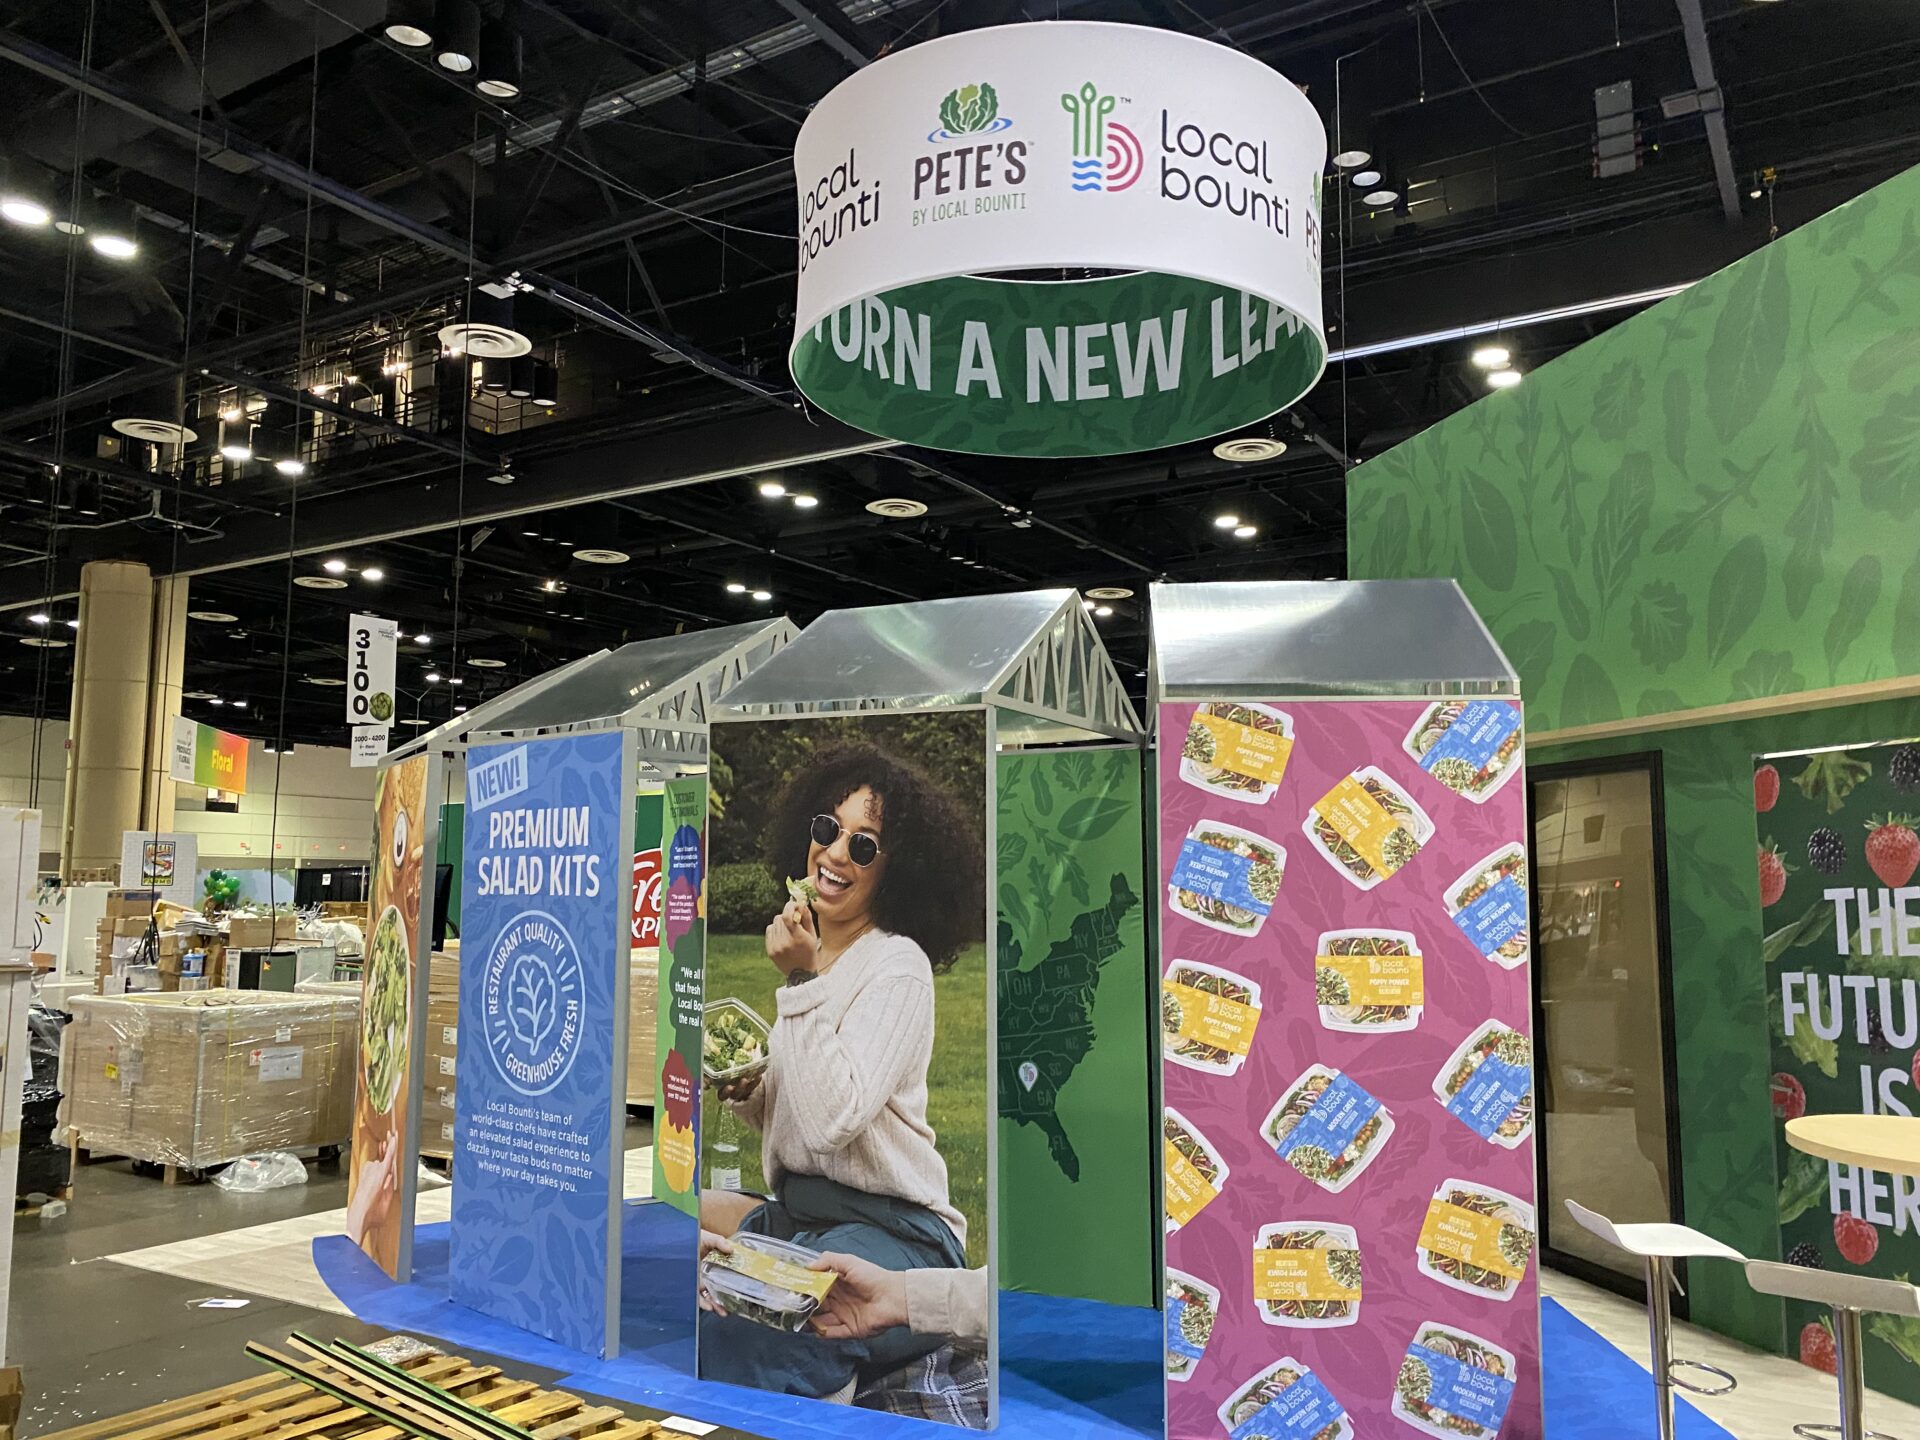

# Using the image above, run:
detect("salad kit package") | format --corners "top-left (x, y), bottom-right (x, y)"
top-left (701, 998), bottom-right (770, 1084)
top-left (1158, 697), bottom-right (1538, 1440)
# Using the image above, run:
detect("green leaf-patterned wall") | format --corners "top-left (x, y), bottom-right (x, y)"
top-left (1348, 163), bottom-right (1920, 734)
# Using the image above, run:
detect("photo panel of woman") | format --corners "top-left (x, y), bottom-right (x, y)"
top-left (697, 713), bottom-right (993, 1428)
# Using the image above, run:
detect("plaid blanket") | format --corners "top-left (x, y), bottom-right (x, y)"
top-left (856, 1344), bottom-right (992, 1429)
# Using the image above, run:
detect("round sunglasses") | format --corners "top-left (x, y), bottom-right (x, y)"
top-left (810, 812), bottom-right (884, 867)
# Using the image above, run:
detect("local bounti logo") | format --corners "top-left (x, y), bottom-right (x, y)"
top-left (1063, 82), bottom-right (1141, 192)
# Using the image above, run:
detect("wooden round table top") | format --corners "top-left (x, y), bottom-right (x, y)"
top-left (1786, 1113), bottom-right (1920, 1176)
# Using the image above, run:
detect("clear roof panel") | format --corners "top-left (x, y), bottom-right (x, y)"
top-left (1152, 579), bottom-right (1518, 698)
top-left (721, 591), bottom-right (1078, 710)
top-left (479, 620), bottom-right (793, 732)
top-left (385, 647), bottom-right (608, 761)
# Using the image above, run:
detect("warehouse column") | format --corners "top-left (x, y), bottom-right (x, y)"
top-left (58, 561), bottom-right (186, 876)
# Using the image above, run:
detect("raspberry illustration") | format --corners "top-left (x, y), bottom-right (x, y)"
top-left (1808, 827), bottom-right (1847, 875)
top-left (1891, 744), bottom-right (1920, 793)
top-left (1759, 841), bottom-right (1791, 907)
top-left (1756, 764), bottom-right (1781, 812)
top-left (1865, 815), bottom-right (1920, 888)
top-left (1801, 1321), bottom-right (1837, 1374)
top-left (1772, 1071), bottom-right (1807, 1121)
top-left (1835, 1212), bottom-right (1880, 1265)
top-left (1787, 1242), bottom-right (1824, 1269)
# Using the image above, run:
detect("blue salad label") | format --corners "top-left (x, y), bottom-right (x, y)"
top-left (1170, 835), bottom-right (1275, 917)
top-left (1166, 1297), bottom-right (1207, 1361)
top-left (1404, 1344), bottom-right (1515, 1431)
top-left (1229, 1370), bottom-right (1346, 1440)
top-left (1274, 1072), bottom-right (1382, 1165)
top-left (1419, 701), bottom-right (1521, 778)
top-left (1451, 876), bottom-right (1529, 956)
top-left (1445, 1053), bottom-right (1532, 1141)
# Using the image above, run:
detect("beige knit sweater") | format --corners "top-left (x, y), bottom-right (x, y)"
top-left (734, 928), bottom-right (965, 1248)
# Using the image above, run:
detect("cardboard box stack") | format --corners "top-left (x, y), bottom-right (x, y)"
top-left (227, 912), bottom-right (297, 949)
top-left (94, 892), bottom-right (229, 995)
top-left (420, 950), bottom-right (459, 1160)
top-left (62, 989), bottom-right (358, 1168)
top-left (627, 950), bottom-right (658, 1108)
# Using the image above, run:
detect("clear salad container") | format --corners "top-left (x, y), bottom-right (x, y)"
top-left (1416, 1177), bottom-right (1536, 1302)
top-left (1261, 1063), bottom-right (1395, 1194)
top-left (1402, 700), bottom-right (1526, 805)
top-left (1393, 1321), bottom-right (1518, 1440)
top-left (1431, 1019), bottom-right (1535, 1149)
top-left (1162, 960), bottom-right (1264, 1077)
top-left (1166, 819), bottom-right (1285, 939)
top-left (1314, 927), bottom-right (1423, 1035)
top-left (1178, 701), bottom-right (1294, 805)
top-left (1300, 766), bottom-right (1436, 891)
top-left (702, 997), bottom-right (771, 1084)
top-left (1254, 1221), bottom-right (1362, 1330)
top-left (700, 1232), bottom-right (831, 1333)
top-left (1445, 844), bottom-right (1532, 970)
top-left (1217, 1358), bottom-right (1353, 1440)
top-left (1165, 1266), bottom-right (1219, 1383)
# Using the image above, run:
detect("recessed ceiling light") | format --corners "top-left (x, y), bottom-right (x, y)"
top-left (572, 548), bottom-right (629, 565)
top-left (791, 494), bottom-right (819, 509)
top-left (219, 442), bottom-right (252, 462)
top-left (1213, 437), bottom-right (1288, 463)
top-left (89, 233), bottom-right (138, 260)
top-left (1487, 368), bottom-right (1523, 389)
top-left (751, 589), bottom-right (772, 602)
top-left (1081, 598), bottom-right (1096, 610)
top-left (413, 632), bottom-right (431, 644)
top-left (725, 582), bottom-right (746, 594)
top-left (1, 198), bottom-right (51, 228)
top-left (1213, 514), bottom-right (1239, 529)
top-left (294, 575), bottom-right (349, 590)
top-left (26, 613), bottom-right (48, 625)
top-left (1362, 189), bottom-right (1399, 206)
top-left (757, 480), bottom-right (786, 498)
top-left (1087, 586), bottom-right (1133, 601)
top-left (188, 610), bottom-right (239, 623)
top-left (455, 704), bottom-right (469, 713)
top-left (1093, 604), bottom-right (1114, 618)
top-left (865, 497), bottom-right (929, 519)
top-left (1351, 169), bottom-right (1382, 188)
top-left (521, 530), bottom-right (539, 538)
top-left (66, 619), bottom-right (79, 629)
top-left (468, 657), bottom-right (506, 668)
top-left (209, 697), bottom-right (225, 706)
top-left (322, 558), bottom-right (348, 574)
top-left (232, 699), bottom-right (248, 709)
top-left (1234, 524), bottom-right (1259, 538)
top-left (1472, 345), bottom-right (1512, 369)
top-left (400, 718), bottom-right (432, 726)
top-left (1332, 147), bottom-right (1371, 168)
top-left (305, 675), bottom-right (346, 686)
top-left (448, 677), bottom-right (464, 686)
top-left (424, 671), bottom-right (442, 683)
top-left (274, 458), bottom-right (306, 477)
top-left (19, 637), bottom-right (66, 649)
top-left (361, 567), bottom-right (385, 581)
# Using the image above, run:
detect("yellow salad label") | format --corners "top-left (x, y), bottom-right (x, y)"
top-left (717, 1246), bottom-right (838, 1302)
top-left (1191, 712), bottom-right (1294, 786)
top-left (1164, 981), bottom-right (1261, 1056)
top-left (1314, 775), bottom-right (1406, 876)
top-left (1164, 1139), bottom-right (1220, 1227)
top-left (1419, 1199), bottom-right (1528, 1280)
top-left (1252, 1246), bottom-right (1362, 1302)
top-left (1315, 951), bottom-right (1425, 1006)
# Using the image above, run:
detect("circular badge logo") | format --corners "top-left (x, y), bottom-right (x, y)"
top-left (482, 909), bottom-right (584, 1097)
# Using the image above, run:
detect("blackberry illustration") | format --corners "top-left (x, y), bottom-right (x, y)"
top-left (1808, 828), bottom-right (1847, 875)
top-left (1868, 1008), bottom-right (1895, 1056)
top-left (1893, 745), bottom-right (1920, 793)
top-left (1788, 1242), bottom-right (1824, 1269)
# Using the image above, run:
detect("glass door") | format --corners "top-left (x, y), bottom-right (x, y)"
top-left (1528, 754), bottom-right (1684, 1301)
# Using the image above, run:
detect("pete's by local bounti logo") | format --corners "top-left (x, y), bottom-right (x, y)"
top-left (1062, 82), bottom-right (1141, 192)
top-left (929, 82), bottom-right (1011, 141)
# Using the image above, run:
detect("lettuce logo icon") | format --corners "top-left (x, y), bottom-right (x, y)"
top-left (483, 910), bottom-right (584, 1097)
top-left (929, 82), bottom-right (1011, 142)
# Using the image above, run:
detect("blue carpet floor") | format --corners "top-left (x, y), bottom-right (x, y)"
top-left (313, 1202), bottom-right (1734, 1440)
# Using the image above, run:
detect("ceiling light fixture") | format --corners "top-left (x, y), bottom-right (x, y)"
top-left (424, 671), bottom-right (442, 683)
top-left (1362, 188), bottom-right (1399, 206)
top-left (572, 548), bottom-right (629, 565)
top-left (433, 0), bottom-right (480, 71)
top-left (487, 467), bottom-right (514, 485)
top-left (413, 632), bottom-right (431, 645)
top-left (188, 610), bottom-right (238, 623)
top-left (294, 575), bottom-right (349, 590)
top-left (232, 699), bottom-right (248, 709)
top-left (1351, 169), bottom-right (1382, 188)
top-left (0, 194), bottom-right (49, 228)
top-left (865, 497), bottom-right (928, 518)
top-left (218, 405), bottom-right (244, 423)
top-left (468, 657), bottom-right (506, 669)
top-left (1331, 146), bottom-right (1371, 169)
top-left (791, 493), bottom-right (819, 509)
top-left (476, 18), bottom-right (523, 98)
top-left (1234, 524), bottom-right (1258, 539)
top-left (219, 440), bottom-right (253, 463)
top-left (1093, 604), bottom-right (1114, 618)
top-left (209, 697), bottom-right (224, 707)
top-left (1487, 368), bottom-right (1524, 389)
top-left (725, 582), bottom-right (746, 594)
top-left (1213, 436), bottom-right (1288, 463)
top-left (757, 480), bottom-right (786, 498)
top-left (274, 458), bottom-right (306, 477)
top-left (383, 0), bottom-right (434, 45)
top-left (1213, 513), bottom-right (1239, 529)
top-left (88, 230), bottom-right (137, 260)
top-left (507, 354), bottom-right (535, 397)
top-left (361, 567), bottom-right (385, 581)
top-left (751, 589), bottom-right (772, 602)
top-left (1086, 586), bottom-right (1134, 601)
top-left (1470, 344), bottom-right (1511, 369)
top-left (455, 704), bottom-right (469, 713)
top-left (323, 558), bottom-right (348, 574)
top-left (541, 578), bottom-right (559, 592)
top-left (26, 613), bottom-right (47, 625)
top-left (530, 361), bottom-right (558, 407)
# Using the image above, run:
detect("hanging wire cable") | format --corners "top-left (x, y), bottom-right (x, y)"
top-left (1418, 0), bottom-right (1537, 141)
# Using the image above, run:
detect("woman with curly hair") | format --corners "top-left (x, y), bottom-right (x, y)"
top-left (699, 740), bottom-right (985, 1405)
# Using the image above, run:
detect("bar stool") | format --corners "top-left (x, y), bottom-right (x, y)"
top-left (1745, 1259), bottom-right (1907, 1440)
top-left (1565, 1200), bottom-right (1743, 1440)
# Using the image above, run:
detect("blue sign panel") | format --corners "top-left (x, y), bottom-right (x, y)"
top-left (452, 731), bottom-right (631, 1356)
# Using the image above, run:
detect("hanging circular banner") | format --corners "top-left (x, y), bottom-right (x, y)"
top-left (789, 21), bottom-right (1327, 459)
